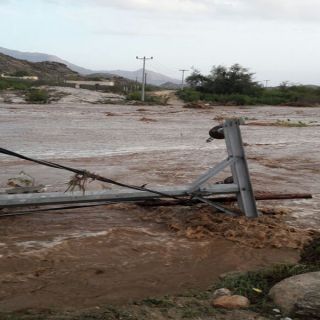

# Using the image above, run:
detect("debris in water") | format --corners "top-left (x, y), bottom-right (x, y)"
top-left (138, 205), bottom-right (313, 249)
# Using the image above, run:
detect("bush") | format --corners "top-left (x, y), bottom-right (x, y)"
top-left (11, 70), bottom-right (30, 77)
top-left (176, 89), bottom-right (201, 102)
top-left (0, 78), bottom-right (32, 91)
top-left (126, 91), bottom-right (169, 105)
top-left (26, 89), bottom-right (50, 104)
top-left (126, 91), bottom-right (141, 101)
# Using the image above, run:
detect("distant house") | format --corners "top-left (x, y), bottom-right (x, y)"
top-left (66, 80), bottom-right (115, 89)
top-left (1, 73), bottom-right (39, 80)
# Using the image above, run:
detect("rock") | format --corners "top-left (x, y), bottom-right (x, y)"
top-left (212, 295), bottom-right (250, 309)
top-left (269, 271), bottom-right (320, 319)
top-left (295, 290), bottom-right (320, 319)
top-left (211, 288), bottom-right (232, 299)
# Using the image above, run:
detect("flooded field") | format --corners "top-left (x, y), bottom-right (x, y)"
top-left (0, 100), bottom-right (319, 312)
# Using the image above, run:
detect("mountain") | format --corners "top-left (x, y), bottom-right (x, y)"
top-left (0, 47), bottom-right (93, 75)
top-left (160, 82), bottom-right (181, 89)
top-left (0, 53), bottom-right (78, 80)
top-left (106, 69), bottom-right (180, 86)
top-left (0, 47), bottom-right (181, 86)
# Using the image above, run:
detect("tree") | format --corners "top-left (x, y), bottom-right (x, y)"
top-left (186, 64), bottom-right (261, 95)
top-left (185, 69), bottom-right (208, 89)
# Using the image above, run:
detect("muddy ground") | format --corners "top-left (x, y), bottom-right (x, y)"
top-left (0, 96), bottom-right (319, 314)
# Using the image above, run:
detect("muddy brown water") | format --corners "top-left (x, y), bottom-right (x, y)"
top-left (0, 102), bottom-right (319, 312)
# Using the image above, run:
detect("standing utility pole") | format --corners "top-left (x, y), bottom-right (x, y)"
top-left (179, 69), bottom-right (189, 89)
top-left (264, 80), bottom-right (270, 88)
top-left (136, 56), bottom-right (153, 101)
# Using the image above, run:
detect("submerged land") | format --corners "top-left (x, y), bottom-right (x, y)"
top-left (0, 88), bottom-right (319, 318)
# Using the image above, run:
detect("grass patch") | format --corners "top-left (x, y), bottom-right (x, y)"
top-left (139, 297), bottom-right (175, 308)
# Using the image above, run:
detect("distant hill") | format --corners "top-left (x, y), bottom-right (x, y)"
top-left (0, 53), bottom-right (78, 80)
top-left (0, 47), bottom-right (181, 86)
top-left (160, 81), bottom-right (181, 89)
top-left (0, 47), bottom-right (92, 75)
top-left (107, 69), bottom-right (180, 86)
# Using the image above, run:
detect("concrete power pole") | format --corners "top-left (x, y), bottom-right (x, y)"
top-left (264, 80), bottom-right (270, 88)
top-left (179, 69), bottom-right (189, 89)
top-left (136, 56), bottom-right (153, 101)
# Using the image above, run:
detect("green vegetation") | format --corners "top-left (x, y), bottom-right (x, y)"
top-left (213, 236), bottom-right (320, 312)
top-left (0, 78), bottom-right (33, 91)
top-left (126, 91), bottom-right (142, 101)
top-left (10, 70), bottom-right (31, 77)
top-left (25, 88), bottom-right (49, 104)
top-left (126, 91), bottom-right (169, 105)
top-left (0, 78), bottom-right (51, 103)
top-left (140, 297), bottom-right (175, 308)
top-left (177, 64), bottom-right (320, 106)
top-left (215, 264), bottom-right (320, 311)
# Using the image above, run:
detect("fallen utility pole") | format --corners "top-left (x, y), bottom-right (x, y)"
top-left (0, 119), bottom-right (284, 218)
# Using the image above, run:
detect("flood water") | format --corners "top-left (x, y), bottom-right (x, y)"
top-left (0, 102), bottom-right (319, 311)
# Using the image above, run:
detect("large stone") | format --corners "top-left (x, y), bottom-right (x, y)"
top-left (212, 295), bottom-right (250, 309)
top-left (269, 271), bottom-right (320, 319)
top-left (295, 290), bottom-right (320, 319)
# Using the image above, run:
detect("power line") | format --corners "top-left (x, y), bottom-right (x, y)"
top-left (136, 56), bottom-right (153, 101)
top-left (179, 69), bottom-right (189, 89)
top-left (152, 60), bottom-right (180, 78)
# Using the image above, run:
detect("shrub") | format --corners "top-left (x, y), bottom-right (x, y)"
top-left (176, 89), bottom-right (201, 102)
top-left (126, 91), bottom-right (141, 101)
top-left (26, 89), bottom-right (50, 104)
top-left (126, 91), bottom-right (169, 105)
top-left (0, 79), bottom-right (32, 91)
top-left (11, 70), bottom-right (30, 77)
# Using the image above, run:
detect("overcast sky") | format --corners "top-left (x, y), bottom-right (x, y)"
top-left (1, 0), bottom-right (320, 85)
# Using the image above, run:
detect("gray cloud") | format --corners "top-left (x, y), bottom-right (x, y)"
top-left (48, 0), bottom-right (320, 21)
top-left (4, 0), bottom-right (317, 21)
